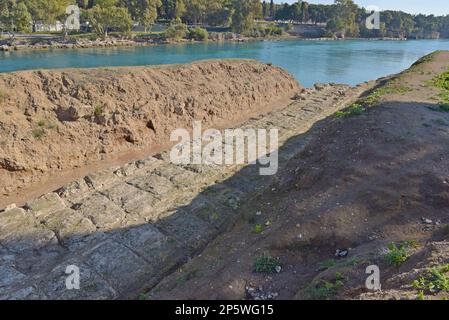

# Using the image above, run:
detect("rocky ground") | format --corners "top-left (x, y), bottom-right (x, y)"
top-left (0, 71), bottom-right (368, 298)
top-left (144, 51), bottom-right (449, 301)
top-left (0, 60), bottom-right (299, 206)
top-left (1, 51), bottom-right (448, 300)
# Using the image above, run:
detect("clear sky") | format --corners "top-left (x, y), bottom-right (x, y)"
top-left (276, 0), bottom-right (449, 16)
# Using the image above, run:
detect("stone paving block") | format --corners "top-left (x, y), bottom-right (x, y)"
top-left (127, 173), bottom-right (176, 198)
top-left (154, 164), bottom-right (202, 187)
top-left (0, 207), bottom-right (57, 253)
top-left (26, 193), bottom-right (66, 219)
top-left (42, 208), bottom-right (97, 248)
top-left (82, 240), bottom-right (154, 295)
top-left (115, 224), bottom-right (187, 281)
top-left (0, 264), bottom-right (27, 295)
top-left (113, 162), bottom-right (138, 177)
top-left (0, 286), bottom-right (46, 300)
top-left (102, 183), bottom-right (160, 222)
top-left (199, 184), bottom-right (244, 211)
top-left (72, 193), bottom-right (126, 231)
top-left (187, 195), bottom-right (237, 232)
top-left (38, 259), bottom-right (117, 300)
top-left (84, 168), bottom-right (121, 190)
top-left (155, 210), bottom-right (218, 252)
top-left (134, 156), bottom-right (164, 172)
top-left (56, 179), bottom-right (91, 203)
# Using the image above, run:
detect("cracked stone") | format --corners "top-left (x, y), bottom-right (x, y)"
top-left (73, 193), bottom-right (125, 231)
top-left (38, 259), bottom-right (117, 300)
top-left (102, 183), bottom-right (160, 222)
top-left (26, 193), bottom-right (66, 219)
top-left (82, 240), bottom-right (154, 295)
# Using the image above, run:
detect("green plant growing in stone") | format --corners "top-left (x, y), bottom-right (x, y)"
top-left (335, 103), bottom-right (365, 118)
top-left (385, 241), bottom-right (417, 267)
top-left (254, 255), bottom-right (281, 274)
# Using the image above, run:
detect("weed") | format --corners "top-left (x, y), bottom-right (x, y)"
top-left (321, 259), bottom-right (337, 270)
top-left (412, 264), bottom-right (449, 293)
top-left (307, 272), bottom-right (345, 300)
top-left (252, 224), bottom-right (264, 234)
top-left (93, 105), bottom-right (104, 117)
top-left (417, 290), bottom-right (426, 300)
top-left (138, 293), bottom-right (147, 300)
top-left (32, 128), bottom-right (45, 140)
top-left (175, 269), bottom-right (198, 287)
top-left (335, 103), bottom-right (365, 118)
top-left (364, 85), bottom-right (412, 106)
top-left (432, 69), bottom-right (449, 91)
top-left (37, 120), bottom-right (46, 127)
top-left (254, 255), bottom-right (281, 274)
top-left (385, 241), bottom-right (417, 267)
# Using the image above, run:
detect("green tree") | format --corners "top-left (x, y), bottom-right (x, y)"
top-left (121, 0), bottom-right (161, 31)
top-left (231, 0), bottom-right (262, 34)
top-left (87, 4), bottom-right (132, 37)
top-left (0, 0), bottom-right (32, 34)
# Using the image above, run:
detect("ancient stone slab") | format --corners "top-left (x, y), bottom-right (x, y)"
top-left (0, 207), bottom-right (57, 253)
top-left (82, 240), bottom-right (153, 295)
top-left (56, 179), bottom-right (91, 203)
top-left (42, 208), bottom-right (97, 248)
top-left (182, 195), bottom-right (237, 232)
top-left (84, 168), bottom-right (121, 190)
top-left (134, 156), bottom-right (164, 172)
top-left (156, 210), bottom-right (218, 252)
top-left (0, 264), bottom-right (27, 294)
top-left (26, 193), bottom-right (66, 219)
top-left (154, 164), bottom-right (201, 187)
top-left (38, 259), bottom-right (117, 300)
top-left (113, 162), bottom-right (138, 177)
top-left (72, 193), bottom-right (125, 231)
top-left (115, 224), bottom-right (187, 281)
top-left (127, 174), bottom-right (175, 198)
top-left (0, 285), bottom-right (46, 300)
top-left (102, 183), bottom-right (160, 222)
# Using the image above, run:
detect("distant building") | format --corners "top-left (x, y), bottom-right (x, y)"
top-left (34, 21), bottom-right (64, 32)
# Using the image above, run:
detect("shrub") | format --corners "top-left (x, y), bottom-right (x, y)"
top-left (254, 255), bottom-right (281, 273)
top-left (385, 241), bottom-right (417, 266)
top-left (165, 20), bottom-right (188, 40)
top-left (335, 103), bottom-right (366, 118)
top-left (189, 27), bottom-right (208, 41)
top-left (412, 264), bottom-right (449, 293)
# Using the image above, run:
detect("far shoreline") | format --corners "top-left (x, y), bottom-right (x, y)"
top-left (1, 33), bottom-right (440, 54)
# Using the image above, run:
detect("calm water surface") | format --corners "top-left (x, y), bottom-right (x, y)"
top-left (1, 39), bottom-right (449, 87)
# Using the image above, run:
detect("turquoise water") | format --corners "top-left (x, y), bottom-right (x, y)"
top-left (1, 39), bottom-right (449, 87)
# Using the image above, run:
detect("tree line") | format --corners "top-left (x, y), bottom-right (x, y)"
top-left (268, 0), bottom-right (449, 39)
top-left (1, 0), bottom-right (448, 39)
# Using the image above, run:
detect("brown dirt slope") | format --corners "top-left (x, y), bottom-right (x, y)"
top-left (147, 51), bottom-right (449, 300)
top-left (0, 60), bottom-right (300, 203)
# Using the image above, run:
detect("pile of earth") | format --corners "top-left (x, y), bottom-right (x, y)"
top-left (0, 60), bottom-right (300, 206)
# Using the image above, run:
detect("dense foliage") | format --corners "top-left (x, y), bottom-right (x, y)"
top-left (0, 0), bottom-right (448, 39)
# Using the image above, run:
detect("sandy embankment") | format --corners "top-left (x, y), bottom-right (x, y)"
top-left (0, 60), bottom-right (301, 207)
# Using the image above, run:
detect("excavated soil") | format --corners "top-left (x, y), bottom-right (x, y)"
top-left (0, 60), bottom-right (300, 207)
top-left (147, 51), bottom-right (449, 300)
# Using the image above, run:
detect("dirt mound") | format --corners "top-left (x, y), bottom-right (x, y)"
top-left (0, 60), bottom-right (300, 203)
top-left (146, 51), bottom-right (449, 300)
